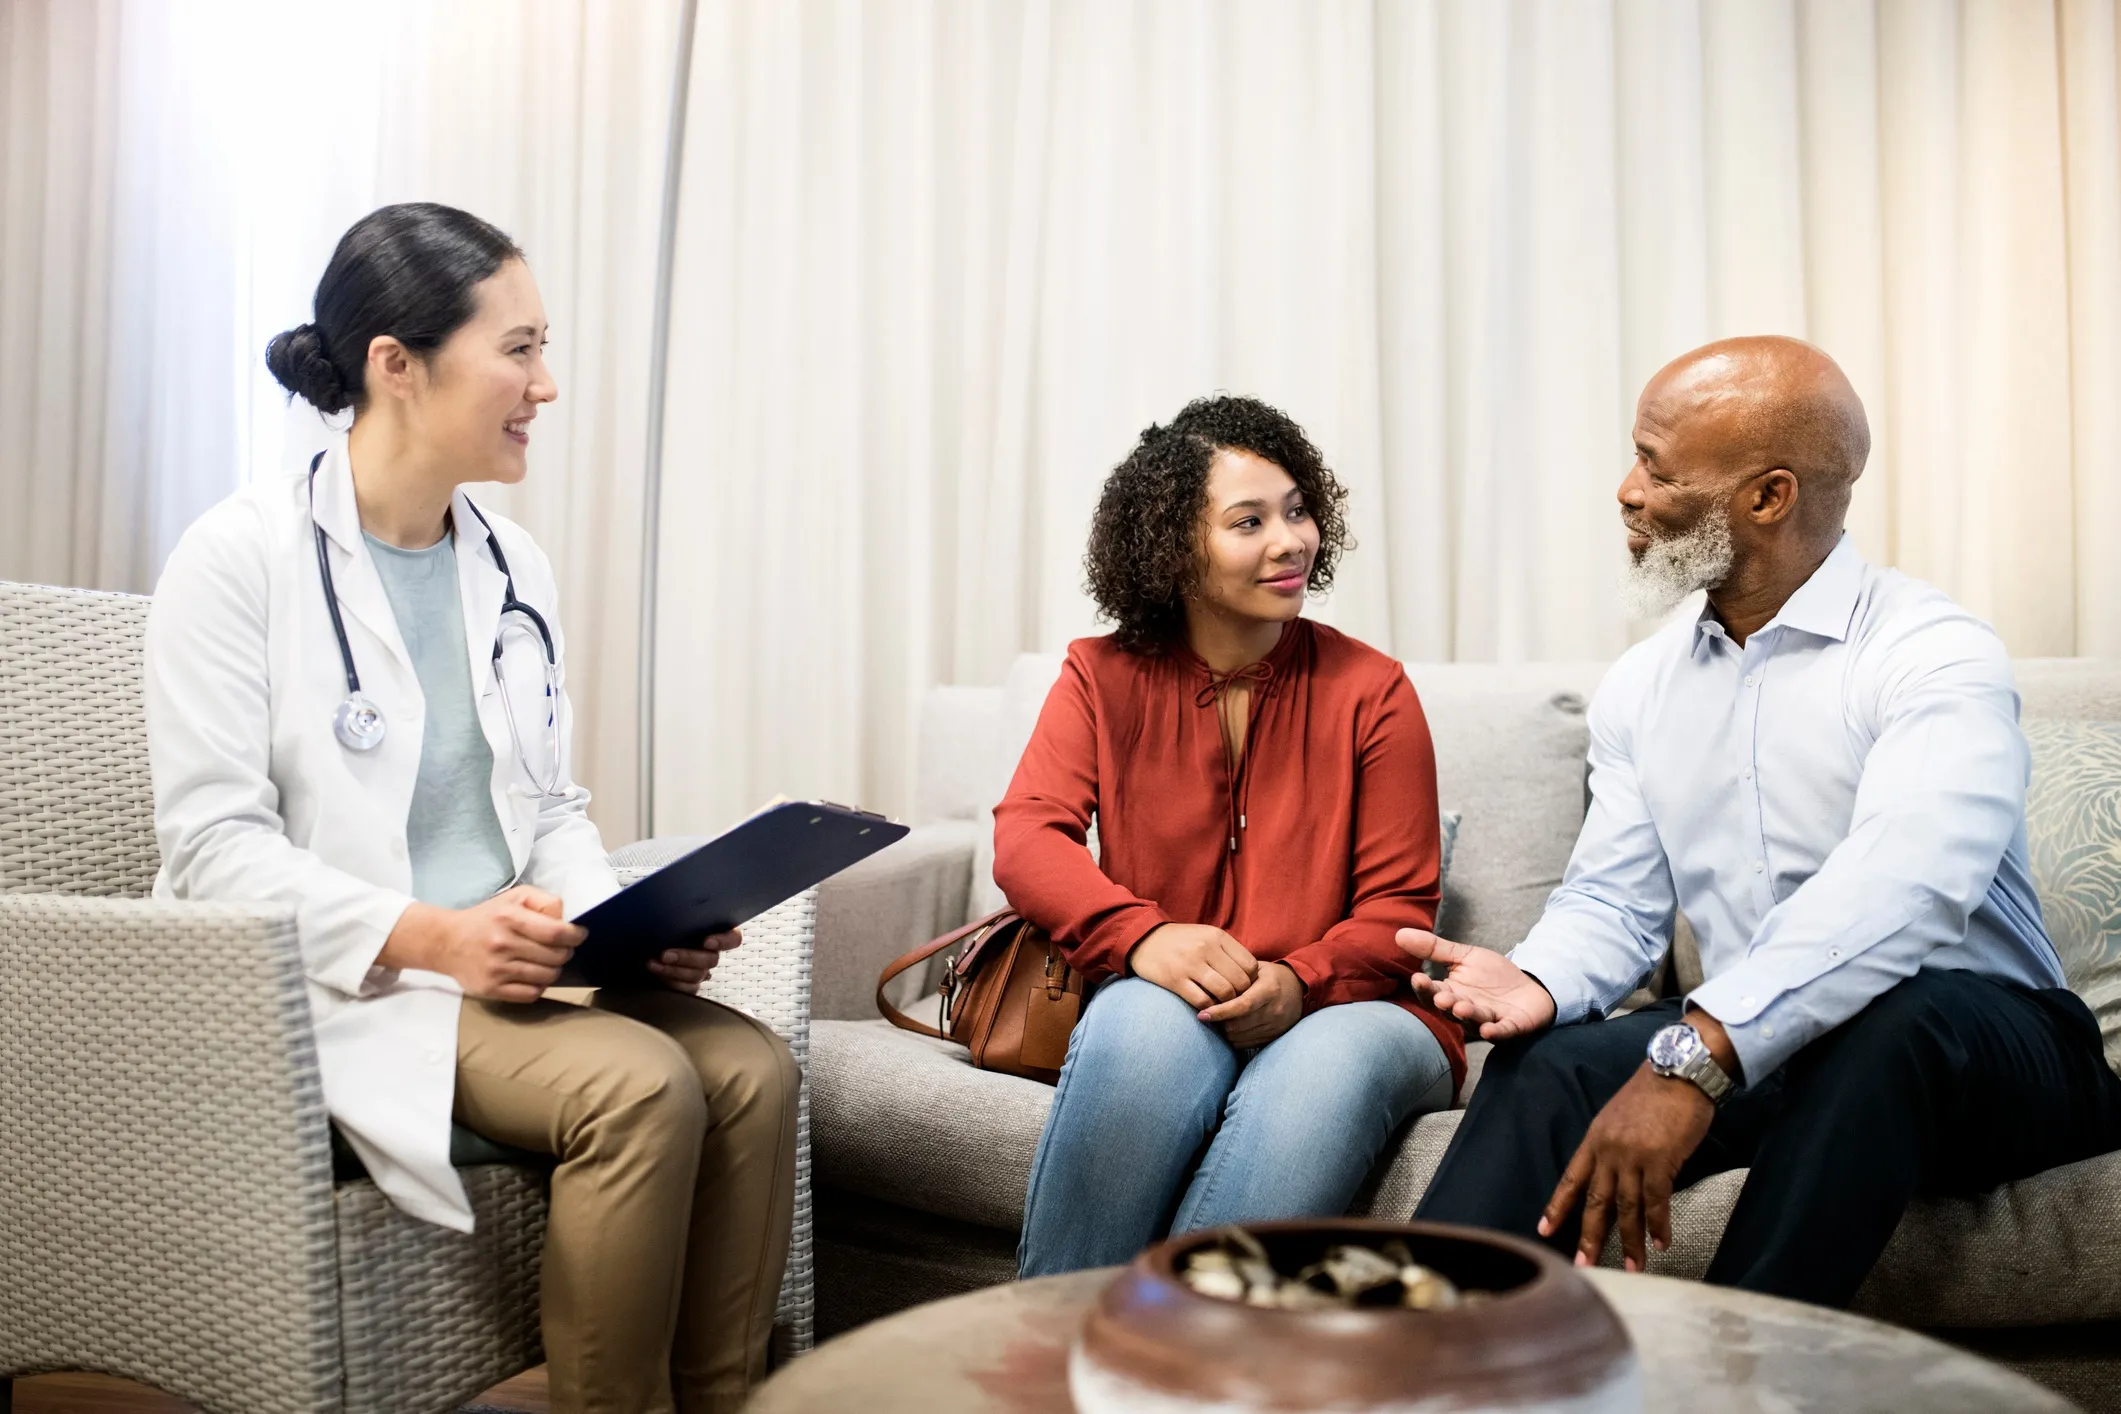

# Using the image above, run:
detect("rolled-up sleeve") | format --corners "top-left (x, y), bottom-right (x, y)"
top-left (1508, 654), bottom-right (1677, 1024)
top-left (1689, 620), bottom-right (2027, 1082)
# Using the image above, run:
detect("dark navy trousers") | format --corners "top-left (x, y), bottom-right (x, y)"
top-left (1415, 969), bottom-right (2121, 1307)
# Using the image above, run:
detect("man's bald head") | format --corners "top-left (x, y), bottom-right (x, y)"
top-left (1638, 335), bottom-right (1869, 541)
top-left (1617, 336), bottom-right (1871, 630)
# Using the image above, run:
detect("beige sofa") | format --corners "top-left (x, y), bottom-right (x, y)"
top-left (805, 653), bottom-right (2121, 1411)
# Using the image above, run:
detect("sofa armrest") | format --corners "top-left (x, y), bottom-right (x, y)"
top-left (812, 821), bottom-right (978, 1021)
top-left (0, 893), bottom-right (341, 1413)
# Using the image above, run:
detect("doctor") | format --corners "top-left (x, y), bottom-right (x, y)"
top-left (146, 202), bottom-right (798, 1414)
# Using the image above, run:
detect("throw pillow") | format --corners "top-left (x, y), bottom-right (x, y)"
top-left (2024, 720), bottom-right (2121, 1075)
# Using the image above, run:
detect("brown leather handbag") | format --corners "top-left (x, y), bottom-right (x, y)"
top-left (875, 909), bottom-right (1085, 1085)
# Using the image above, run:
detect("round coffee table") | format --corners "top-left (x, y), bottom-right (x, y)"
top-left (753, 1268), bottom-right (2070, 1412)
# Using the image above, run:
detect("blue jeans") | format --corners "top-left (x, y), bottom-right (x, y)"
top-left (1018, 977), bottom-right (1453, 1276)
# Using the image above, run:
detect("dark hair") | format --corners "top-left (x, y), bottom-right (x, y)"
top-left (1084, 395), bottom-right (1351, 653)
top-left (265, 202), bottom-right (523, 415)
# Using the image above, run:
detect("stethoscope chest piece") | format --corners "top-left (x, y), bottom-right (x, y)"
top-left (308, 448), bottom-right (558, 792)
top-left (333, 693), bottom-right (388, 753)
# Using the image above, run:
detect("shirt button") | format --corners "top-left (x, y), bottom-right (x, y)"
top-left (1829, 948), bottom-right (1842, 959)
top-left (1742, 995), bottom-right (1758, 1008)
top-left (1762, 1025), bottom-right (1777, 1040)
top-left (1753, 860), bottom-right (1765, 873)
top-left (1744, 674), bottom-right (1758, 687)
top-left (1742, 767), bottom-right (1754, 781)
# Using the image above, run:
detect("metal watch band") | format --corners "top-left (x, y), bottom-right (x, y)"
top-left (1677, 1046), bottom-right (1735, 1105)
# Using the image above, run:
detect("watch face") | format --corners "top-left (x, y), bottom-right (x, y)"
top-left (1647, 1024), bottom-right (1700, 1070)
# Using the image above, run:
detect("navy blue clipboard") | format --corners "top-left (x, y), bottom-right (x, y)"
top-left (567, 801), bottom-right (908, 987)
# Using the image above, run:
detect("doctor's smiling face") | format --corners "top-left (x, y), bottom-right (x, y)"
top-left (366, 256), bottom-right (556, 486)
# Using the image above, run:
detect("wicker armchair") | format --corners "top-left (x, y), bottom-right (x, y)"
top-left (0, 581), bottom-right (815, 1414)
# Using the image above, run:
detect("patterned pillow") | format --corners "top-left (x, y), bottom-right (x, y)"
top-left (2024, 721), bottom-right (2121, 1074)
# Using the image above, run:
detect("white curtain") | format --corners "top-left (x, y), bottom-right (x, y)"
top-left (0, 0), bottom-right (679, 842)
top-left (1, 0), bottom-right (244, 593)
top-left (651, 0), bottom-right (2121, 836)
top-left (7, 1), bottom-right (2120, 843)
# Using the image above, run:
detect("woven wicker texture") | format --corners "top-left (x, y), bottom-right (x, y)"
top-left (611, 836), bottom-right (819, 1358)
top-left (0, 895), bottom-right (341, 1414)
top-left (335, 1165), bottom-right (550, 1414)
top-left (2, 582), bottom-right (822, 1409)
top-left (0, 579), bottom-right (520, 1414)
top-left (0, 582), bottom-right (160, 895)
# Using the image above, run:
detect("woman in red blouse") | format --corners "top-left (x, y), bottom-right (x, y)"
top-left (998, 396), bottom-right (1461, 1276)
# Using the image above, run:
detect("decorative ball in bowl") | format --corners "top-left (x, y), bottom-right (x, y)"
top-left (1069, 1219), bottom-right (1642, 1413)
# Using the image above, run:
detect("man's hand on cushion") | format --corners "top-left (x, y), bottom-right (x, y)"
top-left (1540, 1061), bottom-right (1715, 1273)
top-left (1395, 929), bottom-right (1557, 1040)
top-left (647, 927), bottom-right (742, 994)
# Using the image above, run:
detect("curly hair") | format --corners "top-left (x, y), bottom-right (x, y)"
top-left (1084, 395), bottom-right (1351, 653)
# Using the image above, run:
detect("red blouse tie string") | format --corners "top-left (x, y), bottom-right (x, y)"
top-left (1192, 659), bottom-right (1274, 709)
top-left (1194, 660), bottom-right (1275, 856)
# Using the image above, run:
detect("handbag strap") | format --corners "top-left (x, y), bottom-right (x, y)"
top-left (875, 908), bottom-right (1020, 1038)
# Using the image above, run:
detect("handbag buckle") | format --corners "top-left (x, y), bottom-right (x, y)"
top-left (938, 962), bottom-right (960, 1034)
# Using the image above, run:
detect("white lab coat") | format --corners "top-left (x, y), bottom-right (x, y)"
top-left (144, 437), bottom-right (620, 1231)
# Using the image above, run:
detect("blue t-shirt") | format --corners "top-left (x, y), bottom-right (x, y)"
top-left (364, 531), bottom-right (517, 910)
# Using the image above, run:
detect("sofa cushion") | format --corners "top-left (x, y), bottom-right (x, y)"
top-left (812, 1020), bottom-right (1051, 1231)
top-left (1406, 662), bottom-right (1608, 954)
top-left (914, 685), bottom-right (1004, 825)
top-left (813, 1017), bottom-right (2121, 1327)
top-left (968, 654), bottom-right (1070, 918)
top-left (2026, 721), bottom-right (2121, 1072)
top-left (2017, 658), bottom-right (2121, 724)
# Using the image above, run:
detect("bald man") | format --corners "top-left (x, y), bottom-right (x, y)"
top-left (1400, 337), bottom-right (2121, 1306)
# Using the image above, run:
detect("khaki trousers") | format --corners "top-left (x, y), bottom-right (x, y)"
top-left (454, 989), bottom-right (800, 1414)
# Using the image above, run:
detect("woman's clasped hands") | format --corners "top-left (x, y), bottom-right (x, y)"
top-left (1129, 922), bottom-right (1305, 1047)
top-left (381, 886), bottom-right (738, 1001)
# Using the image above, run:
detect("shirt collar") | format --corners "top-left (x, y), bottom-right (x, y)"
top-left (1690, 532), bottom-right (1865, 656)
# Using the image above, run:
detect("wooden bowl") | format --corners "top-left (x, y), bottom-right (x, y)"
top-left (1069, 1219), bottom-right (1642, 1413)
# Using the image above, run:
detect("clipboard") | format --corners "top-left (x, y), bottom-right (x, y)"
top-left (567, 800), bottom-right (909, 987)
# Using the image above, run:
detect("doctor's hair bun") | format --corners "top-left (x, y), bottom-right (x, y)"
top-left (270, 203), bottom-right (524, 417)
top-left (265, 323), bottom-right (353, 414)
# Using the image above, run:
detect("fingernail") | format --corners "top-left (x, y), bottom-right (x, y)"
top-left (1574, 1252), bottom-right (1589, 1267)
top-left (1536, 1218), bottom-right (1551, 1236)
top-left (1654, 1239), bottom-right (1668, 1252)
top-left (1625, 1258), bottom-right (1639, 1273)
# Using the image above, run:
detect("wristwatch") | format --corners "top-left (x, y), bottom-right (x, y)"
top-left (1646, 1022), bottom-right (1735, 1106)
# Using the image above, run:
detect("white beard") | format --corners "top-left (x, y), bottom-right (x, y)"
top-left (1619, 511), bottom-right (1735, 621)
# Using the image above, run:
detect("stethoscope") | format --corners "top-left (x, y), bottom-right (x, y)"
top-left (308, 451), bottom-right (564, 797)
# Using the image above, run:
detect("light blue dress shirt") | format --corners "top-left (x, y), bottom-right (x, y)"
top-left (1510, 534), bottom-right (2065, 1084)
top-left (364, 531), bottom-right (519, 912)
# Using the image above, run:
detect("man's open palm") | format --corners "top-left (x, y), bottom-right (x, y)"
top-left (1396, 929), bottom-right (1558, 1040)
